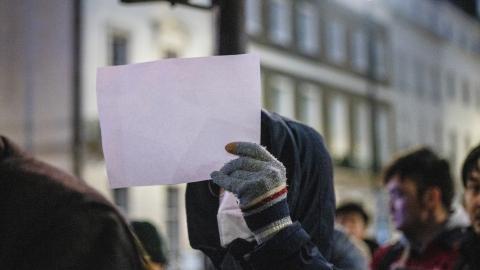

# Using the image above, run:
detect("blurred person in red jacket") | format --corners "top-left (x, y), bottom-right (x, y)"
top-left (371, 148), bottom-right (464, 270)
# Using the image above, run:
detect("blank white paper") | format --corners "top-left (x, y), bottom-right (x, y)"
top-left (96, 54), bottom-right (261, 188)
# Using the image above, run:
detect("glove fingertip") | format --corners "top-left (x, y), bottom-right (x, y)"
top-left (225, 142), bottom-right (238, 154)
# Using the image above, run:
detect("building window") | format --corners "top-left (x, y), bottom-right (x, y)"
top-left (407, 57), bottom-right (416, 93)
top-left (377, 108), bottom-right (390, 166)
top-left (465, 135), bottom-right (472, 153)
top-left (434, 122), bottom-right (443, 153)
top-left (166, 186), bottom-right (179, 266)
top-left (397, 111), bottom-right (412, 149)
top-left (269, 0), bottom-right (292, 46)
top-left (328, 94), bottom-right (350, 162)
top-left (246, 0), bottom-right (262, 35)
top-left (418, 115), bottom-right (427, 145)
top-left (298, 83), bottom-right (323, 133)
top-left (296, 1), bottom-right (319, 55)
top-left (462, 79), bottom-right (470, 105)
top-left (415, 60), bottom-right (425, 98)
top-left (113, 188), bottom-right (129, 214)
top-left (431, 67), bottom-right (441, 103)
top-left (109, 33), bottom-right (129, 65)
top-left (351, 29), bottom-right (368, 72)
top-left (449, 131), bottom-right (457, 170)
top-left (446, 71), bottom-right (456, 100)
top-left (164, 50), bottom-right (178, 59)
top-left (477, 0), bottom-right (480, 20)
top-left (352, 102), bottom-right (371, 168)
top-left (395, 51), bottom-right (406, 91)
top-left (269, 75), bottom-right (295, 119)
top-left (326, 20), bottom-right (346, 64)
top-left (374, 38), bottom-right (387, 80)
top-left (459, 32), bottom-right (469, 50)
top-left (476, 86), bottom-right (480, 109)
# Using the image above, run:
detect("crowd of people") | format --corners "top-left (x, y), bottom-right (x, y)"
top-left (1, 109), bottom-right (479, 269)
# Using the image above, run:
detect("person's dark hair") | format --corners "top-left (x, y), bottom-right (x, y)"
top-left (335, 202), bottom-right (369, 225)
top-left (461, 143), bottom-right (480, 187)
top-left (383, 147), bottom-right (454, 211)
top-left (131, 221), bottom-right (168, 265)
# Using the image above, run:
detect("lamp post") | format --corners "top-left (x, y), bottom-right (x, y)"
top-left (72, 0), bottom-right (83, 177)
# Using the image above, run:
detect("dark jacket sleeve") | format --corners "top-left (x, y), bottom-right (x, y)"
top-left (330, 228), bottom-right (368, 270)
top-left (23, 204), bottom-right (146, 270)
top-left (247, 222), bottom-right (334, 270)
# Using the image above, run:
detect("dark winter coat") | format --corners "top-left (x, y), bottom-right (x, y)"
top-left (0, 136), bottom-right (147, 270)
top-left (455, 227), bottom-right (480, 270)
top-left (186, 110), bottom-right (336, 269)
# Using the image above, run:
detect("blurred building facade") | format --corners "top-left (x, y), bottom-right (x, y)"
top-left (245, 0), bottom-right (394, 242)
top-left (81, 1), bottom-right (212, 269)
top-left (385, 0), bottom-right (480, 189)
top-left (1, 0), bottom-right (480, 269)
top-left (0, 0), bottom-right (74, 171)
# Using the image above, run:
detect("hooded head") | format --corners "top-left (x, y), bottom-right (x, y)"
top-left (186, 110), bottom-right (335, 267)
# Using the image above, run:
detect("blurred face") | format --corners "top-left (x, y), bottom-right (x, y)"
top-left (464, 161), bottom-right (480, 234)
top-left (386, 175), bottom-right (425, 233)
top-left (336, 213), bottom-right (366, 239)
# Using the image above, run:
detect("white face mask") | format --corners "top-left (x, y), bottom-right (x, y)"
top-left (217, 190), bottom-right (255, 247)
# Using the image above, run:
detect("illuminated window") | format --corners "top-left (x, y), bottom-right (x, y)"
top-left (352, 102), bottom-right (371, 168)
top-left (298, 83), bottom-right (323, 133)
top-left (328, 94), bottom-right (350, 160)
top-left (269, 75), bottom-right (295, 119)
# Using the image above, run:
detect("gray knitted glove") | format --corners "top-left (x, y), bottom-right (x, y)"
top-left (211, 142), bottom-right (292, 244)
